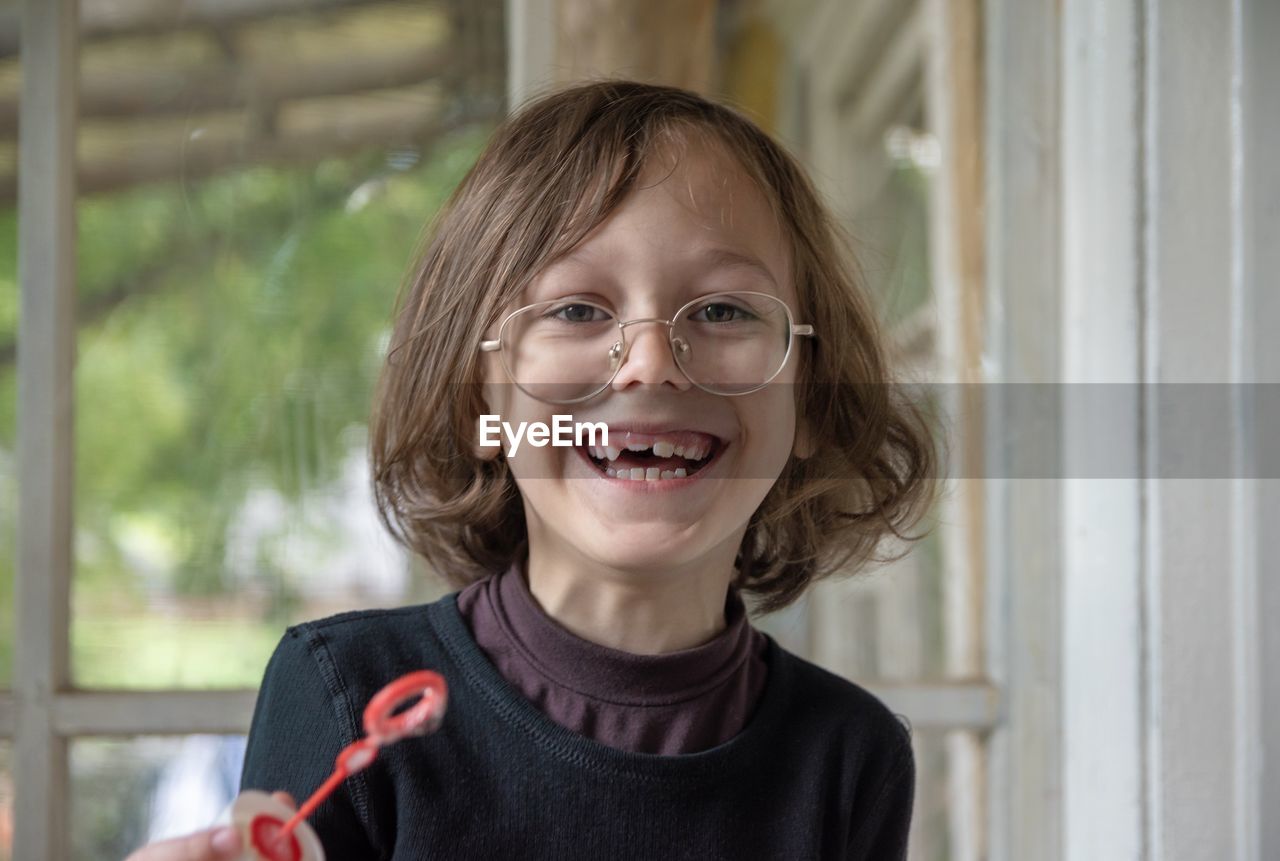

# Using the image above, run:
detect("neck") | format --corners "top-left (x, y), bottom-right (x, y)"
top-left (522, 548), bottom-right (737, 655)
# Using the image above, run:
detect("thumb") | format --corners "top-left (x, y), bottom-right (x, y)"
top-left (124, 825), bottom-right (242, 861)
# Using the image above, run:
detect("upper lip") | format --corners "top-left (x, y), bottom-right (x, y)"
top-left (573, 420), bottom-right (729, 441)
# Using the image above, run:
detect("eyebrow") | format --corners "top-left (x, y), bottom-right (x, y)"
top-left (556, 245), bottom-right (779, 286)
top-left (696, 247), bottom-right (779, 285)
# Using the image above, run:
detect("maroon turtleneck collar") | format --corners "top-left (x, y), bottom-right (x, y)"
top-left (454, 560), bottom-right (769, 755)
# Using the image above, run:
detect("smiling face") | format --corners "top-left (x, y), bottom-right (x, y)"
top-left (480, 137), bottom-right (809, 585)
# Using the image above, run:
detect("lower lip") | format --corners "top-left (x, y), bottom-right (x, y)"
top-left (573, 444), bottom-right (724, 490)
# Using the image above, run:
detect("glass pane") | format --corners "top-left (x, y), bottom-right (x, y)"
top-left (71, 735), bottom-right (244, 861)
top-left (805, 527), bottom-right (948, 680)
top-left (874, 133), bottom-right (935, 328)
top-left (0, 28), bottom-right (16, 689)
top-left (71, 4), bottom-right (505, 688)
top-left (907, 729), bottom-right (985, 861)
top-left (0, 741), bottom-right (10, 861)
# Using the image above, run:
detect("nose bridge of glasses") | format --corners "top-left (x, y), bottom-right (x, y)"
top-left (611, 316), bottom-right (685, 375)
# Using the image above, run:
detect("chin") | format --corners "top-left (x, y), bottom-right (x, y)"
top-left (579, 533), bottom-right (710, 574)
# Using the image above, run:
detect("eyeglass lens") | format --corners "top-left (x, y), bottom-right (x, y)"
top-left (499, 293), bottom-right (794, 402)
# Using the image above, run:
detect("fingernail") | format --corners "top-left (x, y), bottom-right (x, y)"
top-left (211, 826), bottom-right (241, 853)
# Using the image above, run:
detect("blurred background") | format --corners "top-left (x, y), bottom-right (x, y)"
top-left (0, 0), bottom-right (1276, 859)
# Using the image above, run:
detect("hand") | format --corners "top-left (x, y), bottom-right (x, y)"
top-left (124, 792), bottom-right (296, 861)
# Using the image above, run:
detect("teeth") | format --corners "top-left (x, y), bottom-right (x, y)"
top-left (652, 441), bottom-right (675, 458)
top-left (625, 440), bottom-right (649, 452)
top-left (599, 461), bottom-right (694, 480)
top-left (673, 445), bottom-right (685, 457)
top-left (605, 445), bottom-right (622, 460)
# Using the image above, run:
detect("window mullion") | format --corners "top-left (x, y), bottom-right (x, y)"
top-left (51, 690), bottom-right (259, 736)
top-left (13, 0), bottom-right (78, 858)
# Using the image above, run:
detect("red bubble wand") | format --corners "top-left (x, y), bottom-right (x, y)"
top-left (248, 670), bottom-right (448, 861)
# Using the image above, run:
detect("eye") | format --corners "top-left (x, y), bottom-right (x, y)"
top-left (545, 302), bottom-right (611, 324)
top-left (690, 301), bottom-right (756, 324)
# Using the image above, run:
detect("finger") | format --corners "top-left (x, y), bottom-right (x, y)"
top-left (124, 825), bottom-right (242, 861)
top-left (271, 790), bottom-right (298, 810)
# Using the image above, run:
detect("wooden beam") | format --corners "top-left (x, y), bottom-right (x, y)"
top-left (51, 691), bottom-right (259, 736)
top-left (552, 0), bottom-right (717, 93)
top-left (984, 0), bottom-right (1065, 857)
top-left (0, 43), bottom-right (455, 135)
top-left (0, 0), bottom-right (407, 59)
top-left (13, 0), bottom-right (77, 857)
top-left (844, 5), bottom-right (925, 144)
top-left (923, 0), bottom-right (988, 857)
top-left (805, 0), bottom-right (916, 116)
top-left (861, 681), bottom-right (1001, 731)
top-left (0, 103), bottom-right (483, 203)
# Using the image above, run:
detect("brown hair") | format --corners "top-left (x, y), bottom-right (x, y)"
top-left (370, 78), bottom-right (939, 614)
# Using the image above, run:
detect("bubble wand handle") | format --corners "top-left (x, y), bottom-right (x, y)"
top-left (276, 752), bottom-right (361, 839)
top-left (270, 671), bottom-right (447, 849)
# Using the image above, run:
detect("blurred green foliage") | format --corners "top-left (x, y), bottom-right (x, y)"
top-left (0, 125), bottom-right (492, 688)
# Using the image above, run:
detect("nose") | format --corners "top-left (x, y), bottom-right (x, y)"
top-left (609, 320), bottom-right (693, 392)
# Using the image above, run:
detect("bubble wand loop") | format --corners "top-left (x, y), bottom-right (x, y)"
top-left (249, 671), bottom-right (448, 860)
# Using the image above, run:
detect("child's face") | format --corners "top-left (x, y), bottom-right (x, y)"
top-left (481, 140), bottom-right (808, 580)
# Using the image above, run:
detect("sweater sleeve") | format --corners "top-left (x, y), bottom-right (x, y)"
top-left (240, 626), bottom-right (379, 857)
top-left (845, 736), bottom-right (916, 861)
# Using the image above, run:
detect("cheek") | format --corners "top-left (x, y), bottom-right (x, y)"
top-left (743, 389), bottom-right (798, 465)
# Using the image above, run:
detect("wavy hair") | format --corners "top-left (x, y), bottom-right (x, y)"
top-left (370, 79), bottom-right (940, 614)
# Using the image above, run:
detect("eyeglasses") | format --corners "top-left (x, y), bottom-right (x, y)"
top-left (478, 290), bottom-right (815, 404)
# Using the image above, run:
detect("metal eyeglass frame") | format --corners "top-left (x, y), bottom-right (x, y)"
top-left (478, 290), bottom-right (816, 405)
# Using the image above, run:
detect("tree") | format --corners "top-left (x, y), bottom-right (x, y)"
top-left (0, 124), bottom-right (492, 687)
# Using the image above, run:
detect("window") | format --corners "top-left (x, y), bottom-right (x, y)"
top-left (721, 1), bottom-right (994, 857)
top-left (3, 0), bottom-right (504, 855)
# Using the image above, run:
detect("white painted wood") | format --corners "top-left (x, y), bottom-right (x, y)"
top-left (983, 0), bottom-right (1063, 858)
top-left (13, 1), bottom-right (77, 859)
top-left (1059, 1), bottom-right (1144, 859)
top-left (505, 0), bottom-right (557, 111)
top-left (1241, 0), bottom-right (1280, 855)
top-left (1139, 6), bottom-right (1165, 858)
top-left (863, 681), bottom-right (1001, 731)
top-left (1228, 2), bottom-right (1258, 857)
top-left (923, 0), bottom-right (986, 856)
top-left (52, 691), bottom-right (259, 736)
top-left (1146, 1), bottom-right (1241, 856)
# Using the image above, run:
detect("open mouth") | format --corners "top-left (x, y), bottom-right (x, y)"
top-left (578, 430), bottom-right (724, 482)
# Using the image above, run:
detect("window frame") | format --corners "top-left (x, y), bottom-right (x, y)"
top-left (2, 1), bottom-right (998, 854)
top-left (3, 3), bottom-right (263, 857)
top-left (5, 0), bottom-right (1001, 857)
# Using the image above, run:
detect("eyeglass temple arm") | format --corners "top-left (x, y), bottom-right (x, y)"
top-left (479, 340), bottom-right (500, 352)
top-left (792, 324), bottom-right (815, 337)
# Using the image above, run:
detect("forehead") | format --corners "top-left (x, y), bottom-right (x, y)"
top-left (541, 135), bottom-right (793, 296)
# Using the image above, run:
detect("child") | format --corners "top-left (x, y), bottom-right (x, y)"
top-left (131, 78), bottom-right (936, 861)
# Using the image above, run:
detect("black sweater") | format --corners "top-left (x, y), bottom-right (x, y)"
top-left (239, 593), bottom-right (916, 860)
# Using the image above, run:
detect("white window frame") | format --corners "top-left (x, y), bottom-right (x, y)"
top-left (10, 2), bottom-right (1276, 860)
top-left (1, 2), bottom-right (287, 857)
top-left (3, 2), bottom-right (1002, 855)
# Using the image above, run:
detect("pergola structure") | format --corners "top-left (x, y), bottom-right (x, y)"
top-left (0, 0), bottom-right (506, 202)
